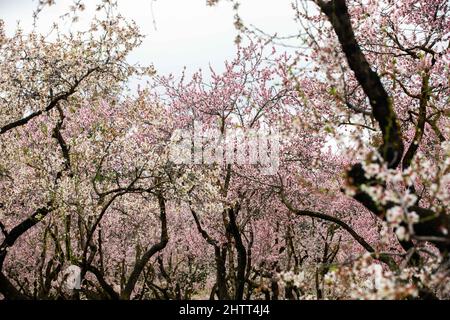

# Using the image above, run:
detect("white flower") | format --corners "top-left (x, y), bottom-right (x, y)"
top-left (293, 272), bottom-right (305, 288)
top-left (361, 185), bottom-right (384, 203)
top-left (384, 190), bottom-right (400, 203)
top-left (395, 226), bottom-right (408, 241)
top-left (407, 211), bottom-right (420, 224)
top-left (126, 125), bottom-right (139, 138)
top-left (386, 206), bottom-right (404, 226)
top-left (364, 163), bottom-right (380, 178)
top-left (22, 107), bottom-right (34, 119)
top-left (324, 271), bottom-right (336, 285)
top-left (422, 160), bottom-right (432, 170)
top-left (430, 183), bottom-right (439, 193)
top-left (402, 193), bottom-right (417, 207)
top-left (279, 271), bottom-right (305, 288)
top-left (390, 172), bottom-right (404, 184)
top-left (403, 171), bottom-right (417, 186)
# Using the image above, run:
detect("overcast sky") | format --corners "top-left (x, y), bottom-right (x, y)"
top-left (0, 0), bottom-right (298, 77)
top-left (0, 1), bottom-right (343, 151)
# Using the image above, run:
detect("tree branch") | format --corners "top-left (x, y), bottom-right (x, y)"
top-left (316, 0), bottom-right (404, 167)
top-left (0, 67), bottom-right (99, 135)
top-left (279, 190), bottom-right (398, 271)
top-left (121, 192), bottom-right (169, 300)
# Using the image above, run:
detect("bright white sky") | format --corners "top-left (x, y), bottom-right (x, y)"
top-left (0, 0), bottom-right (299, 76)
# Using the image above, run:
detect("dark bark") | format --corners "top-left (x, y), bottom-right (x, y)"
top-left (0, 205), bottom-right (53, 299)
top-left (214, 246), bottom-right (230, 300)
top-left (0, 206), bottom-right (53, 270)
top-left (0, 272), bottom-right (28, 300)
top-left (227, 206), bottom-right (247, 300)
top-left (0, 67), bottom-right (99, 135)
top-left (317, 0), bottom-right (450, 253)
top-left (317, 0), bottom-right (404, 168)
top-left (402, 73), bottom-right (430, 170)
top-left (85, 265), bottom-right (120, 300)
top-left (190, 207), bottom-right (231, 299)
top-left (121, 193), bottom-right (169, 300)
top-left (280, 191), bottom-right (398, 270)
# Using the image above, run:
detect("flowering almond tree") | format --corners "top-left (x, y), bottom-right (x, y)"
top-left (0, 0), bottom-right (449, 300)
top-left (207, 0), bottom-right (450, 298)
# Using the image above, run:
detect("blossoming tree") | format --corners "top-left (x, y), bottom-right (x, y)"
top-left (0, 0), bottom-right (449, 300)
